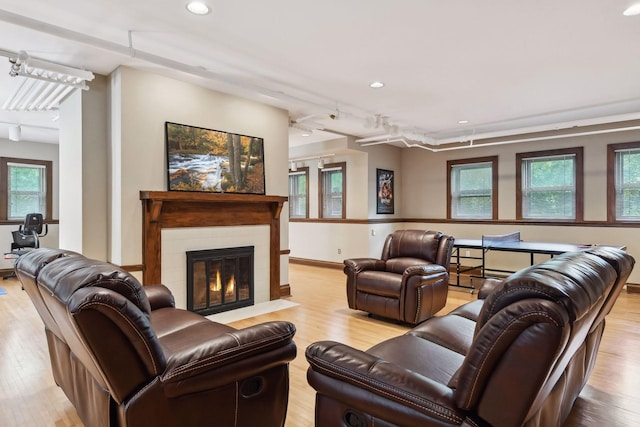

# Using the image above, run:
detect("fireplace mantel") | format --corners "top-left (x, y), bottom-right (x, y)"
top-left (140, 191), bottom-right (288, 300)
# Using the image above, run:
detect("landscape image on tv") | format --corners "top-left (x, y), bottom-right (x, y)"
top-left (165, 122), bottom-right (265, 194)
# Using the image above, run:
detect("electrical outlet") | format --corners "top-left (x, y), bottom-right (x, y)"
top-left (338, 248), bottom-right (341, 254)
top-left (465, 250), bottom-right (471, 257)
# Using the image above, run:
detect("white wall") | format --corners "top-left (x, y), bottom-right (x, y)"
top-left (0, 138), bottom-right (59, 269)
top-left (109, 67), bottom-right (290, 290)
top-left (289, 128), bottom-right (640, 284)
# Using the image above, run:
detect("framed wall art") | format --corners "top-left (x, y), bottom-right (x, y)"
top-left (376, 168), bottom-right (394, 214)
top-left (165, 122), bottom-right (265, 194)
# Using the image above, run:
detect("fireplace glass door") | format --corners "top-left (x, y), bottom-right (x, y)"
top-left (187, 246), bottom-right (254, 315)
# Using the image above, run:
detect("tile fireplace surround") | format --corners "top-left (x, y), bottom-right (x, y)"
top-left (140, 191), bottom-right (289, 303)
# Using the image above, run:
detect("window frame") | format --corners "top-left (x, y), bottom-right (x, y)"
top-left (318, 161), bottom-right (346, 219)
top-left (447, 156), bottom-right (498, 220)
top-left (516, 147), bottom-right (583, 221)
top-left (0, 157), bottom-right (53, 221)
top-left (607, 141), bottom-right (640, 223)
top-left (288, 166), bottom-right (309, 219)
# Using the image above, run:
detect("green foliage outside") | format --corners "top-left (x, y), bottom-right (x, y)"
top-left (456, 165), bottom-right (492, 217)
top-left (9, 166), bottom-right (43, 217)
top-left (619, 151), bottom-right (640, 218)
top-left (525, 158), bottom-right (574, 218)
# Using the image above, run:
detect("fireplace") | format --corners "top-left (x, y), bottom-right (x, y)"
top-left (187, 246), bottom-right (254, 315)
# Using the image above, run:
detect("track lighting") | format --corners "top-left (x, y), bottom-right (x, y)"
top-left (1, 50), bottom-right (95, 112)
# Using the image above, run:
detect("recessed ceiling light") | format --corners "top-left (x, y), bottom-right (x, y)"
top-left (369, 81), bottom-right (384, 89)
top-left (623, 4), bottom-right (640, 16)
top-left (186, 1), bottom-right (210, 15)
top-left (458, 120), bottom-right (469, 124)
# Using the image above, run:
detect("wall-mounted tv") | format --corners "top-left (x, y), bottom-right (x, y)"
top-left (165, 122), bottom-right (265, 194)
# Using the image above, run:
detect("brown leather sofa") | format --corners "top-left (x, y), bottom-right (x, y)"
top-left (344, 230), bottom-right (455, 324)
top-left (17, 248), bottom-right (297, 427)
top-left (307, 246), bottom-right (634, 427)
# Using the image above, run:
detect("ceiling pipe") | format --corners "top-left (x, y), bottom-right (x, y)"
top-left (358, 124), bottom-right (640, 152)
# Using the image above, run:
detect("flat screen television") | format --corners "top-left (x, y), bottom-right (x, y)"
top-left (165, 122), bottom-right (265, 194)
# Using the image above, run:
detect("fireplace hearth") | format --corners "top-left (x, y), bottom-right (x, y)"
top-left (187, 246), bottom-right (254, 315)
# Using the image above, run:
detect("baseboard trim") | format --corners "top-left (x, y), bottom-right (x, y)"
top-left (626, 283), bottom-right (640, 293)
top-left (289, 257), bottom-right (343, 270)
top-left (280, 284), bottom-right (291, 297)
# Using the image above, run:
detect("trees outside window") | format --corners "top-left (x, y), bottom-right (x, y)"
top-left (516, 147), bottom-right (583, 221)
top-left (608, 141), bottom-right (640, 222)
top-left (288, 167), bottom-right (309, 218)
top-left (447, 156), bottom-right (498, 220)
top-left (319, 162), bottom-right (346, 219)
top-left (1, 157), bottom-right (52, 221)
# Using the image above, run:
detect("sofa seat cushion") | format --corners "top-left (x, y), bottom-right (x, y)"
top-left (407, 313), bottom-right (477, 356)
top-left (357, 270), bottom-right (402, 297)
top-left (367, 335), bottom-right (465, 385)
top-left (150, 307), bottom-right (234, 338)
top-left (385, 257), bottom-right (434, 275)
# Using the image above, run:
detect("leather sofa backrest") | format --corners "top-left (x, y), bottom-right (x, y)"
top-left (382, 230), bottom-right (443, 263)
top-left (585, 246), bottom-right (635, 331)
top-left (31, 255), bottom-right (166, 403)
top-left (453, 250), bottom-right (618, 427)
top-left (16, 248), bottom-right (82, 340)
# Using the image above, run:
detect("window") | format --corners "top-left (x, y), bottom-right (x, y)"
top-left (447, 156), bottom-right (498, 220)
top-left (288, 167), bottom-right (309, 218)
top-left (319, 162), bottom-right (346, 219)
top-left (516, 147), bottom-right (583, 220)
top-left (608, 141), bottom-right (640, 222)
top-left (0, 157), bottom-right (52, 221)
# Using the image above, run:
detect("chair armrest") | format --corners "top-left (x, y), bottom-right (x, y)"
top-left (161, 321), bottom-right (296, 396)
top-left (402, 264), bottom-right (448, 289)
top-left (144, 284), bottom-right (175, 310)
top-left (306, 341), bottom-right (459, 424)
top-left (344, 258), bottom-right (386, 273)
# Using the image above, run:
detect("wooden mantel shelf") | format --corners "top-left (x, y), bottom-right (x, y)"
top-left (140, 191), bottom-right (288, 300)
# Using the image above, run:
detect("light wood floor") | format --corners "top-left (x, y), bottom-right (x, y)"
top-left (1, 264), bottom-right (639, 426)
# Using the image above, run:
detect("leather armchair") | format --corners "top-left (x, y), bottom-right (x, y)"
top-left (344, 230), bottom-right (454, 324)
top-left (307, 246), bottom-right (634, 427)
top-left (16, 248), bottom-right (297, 427)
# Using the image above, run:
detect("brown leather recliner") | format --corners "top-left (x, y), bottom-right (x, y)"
top-left (17, 248), bottom-right (297, 427)
top-left (344, 230), bottom-right (455, 324)
top-left (307, 246), bottom-right (634, 427)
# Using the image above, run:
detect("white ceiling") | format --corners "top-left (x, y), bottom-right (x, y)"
top-left (1, 1), bottom-right (640, 148)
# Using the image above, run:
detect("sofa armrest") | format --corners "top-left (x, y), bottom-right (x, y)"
top-left (344, 258), bottom-right (386, 273)
top-left (161, 321), bottom-right (296, 396)
top-left (306, 341), bottom-right (461, 424)
top-left (477, 278), bottom-right (503, 299)
top-left (144, 284), bottom-right (175, 310)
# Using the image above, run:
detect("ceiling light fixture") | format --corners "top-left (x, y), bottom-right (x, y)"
top-left (186, 1), bottom-right (210, 15)
top-left (623, 3), bottom-right (640, 16)
top-left (1, 50), bottom-right (95, 112)
top-left (369, 81), bottom-right (384, 89)
top-left (458, 120), bottom-right (469, 124)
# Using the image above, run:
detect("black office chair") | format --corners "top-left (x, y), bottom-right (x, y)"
top-left (3, 213), bottom-right (48, 280)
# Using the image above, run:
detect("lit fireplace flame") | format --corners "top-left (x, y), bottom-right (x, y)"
top-left (226, 274), bottom-right (235, 297)
top-left (212, 269), bottom-right (222, 292)
top-left (210, 270), bottom-right (235, 297)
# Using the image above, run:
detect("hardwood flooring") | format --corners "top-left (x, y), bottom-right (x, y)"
top-left (0, 264), bottom-right (639, 426)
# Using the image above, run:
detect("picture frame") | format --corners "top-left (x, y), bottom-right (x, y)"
top-left (165, 122), bottom-right (265, 194)
top-left (376, 168), bottom-right (394, 214)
